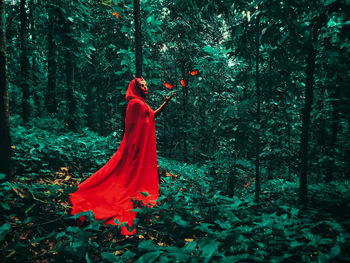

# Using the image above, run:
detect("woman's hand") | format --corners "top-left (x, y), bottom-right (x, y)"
top-left (155, 92), bottom-right (175, 117)
top-left (165, 92), bottom-right (175, 103)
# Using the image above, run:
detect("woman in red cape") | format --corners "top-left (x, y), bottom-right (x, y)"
top-left (69, 77), bottom-right (174, 235)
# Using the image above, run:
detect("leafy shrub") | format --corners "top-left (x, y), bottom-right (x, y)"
top-left (11, 115), bottom-right (122, 177)
top-left (2, 116), bottom-right (349, 262)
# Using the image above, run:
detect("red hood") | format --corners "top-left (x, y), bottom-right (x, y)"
top-left (125, 78), bottom-right (145, 102)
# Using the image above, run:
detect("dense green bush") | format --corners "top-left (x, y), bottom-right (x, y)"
top-left (1, 116), bottom-right (349, 262)
top-left (10, 115), bottom-right (122, 176)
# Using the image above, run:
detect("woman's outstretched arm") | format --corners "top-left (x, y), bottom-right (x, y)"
top-left (154, 92), bottom-right (174, 117)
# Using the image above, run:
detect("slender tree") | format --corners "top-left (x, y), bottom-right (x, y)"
top-left (0, 0), bottom-right (12, 179)
top-left (299, 15), bottom-right (325, 206)
top-left (254, 12), bottom-right (261, 203)
top-left (45, 3), bottom-right (57, 113)
top-left (86, 57), bottom-right (96, 131)
top-left (29, 0), bottom-right (40, 116)
top-left (181, 64), bottom-right (188, 163)
top-left (63, 18), bottom-right (76, 131)
top-left (98, 85), bottom-right (105, 136)
top-left (287, 123), bottom-right (292, 181)
top-left (325, 76), bottom-right (341, 182)
top-left (20, 0), bottom-right (30, 122)
top-left (299, 41), bottom-right (316, 207)
top-left (133, 0), bottom-right (142, 78)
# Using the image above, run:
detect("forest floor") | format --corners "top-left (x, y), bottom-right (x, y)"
top-left (1, 116), bottom-right (350, 262)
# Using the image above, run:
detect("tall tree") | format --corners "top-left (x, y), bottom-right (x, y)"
top-left (0, 0), bottom-right (11, 178)
top-left (86, 57), bottom-right (97, 131)
top-left (29, 0), bottom-right (40, 117)
top-left (63, 17), bottom-right (76, 131)
top-left (45, 3), bottom-right (57, 114)
top-left (20, 0), bottom-right (30, 122)
top-left (133, 0), bottom-right (142, 78)
top-left (299, 34), bottom-right (317, 207)
top-left (181, 64), bottom-right (188, 163)
top-left (299, 13), bottom-right (325, 207)
top-left (325, 74), bottom-right (341, 182)
top-left (254, 12), bottom-right (261, 203)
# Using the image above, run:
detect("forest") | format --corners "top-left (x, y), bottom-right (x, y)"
top-left (0, 0), bottom-right (350, 262)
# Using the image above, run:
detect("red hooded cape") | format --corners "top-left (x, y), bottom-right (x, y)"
top-left (69, 78), bottom-right (158, 235)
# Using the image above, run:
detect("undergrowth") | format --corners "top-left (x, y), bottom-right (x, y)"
top-left (1, 115), bottom-right (349, 262)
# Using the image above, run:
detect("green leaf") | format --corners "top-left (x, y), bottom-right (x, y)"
top-left (324, 0), bottom-right (336, 6)
top-left (121, 250), bottom-right (136, 261)
top-left (0, 223), bottom-right (11, 241)
top-left (56, 231), bottom-right (66, 239)
top-left (121, 26), bottom-right (129, 33)
top-left (318, 252), bottom-right (329, 263)
top-left (183, 241), bottom-right (197, 253)
top-left (85, 253), bottom-right (92, 263)
top-left (146, 15), bottom-right (154, 24)
top-left (195, 222), bottom-right (218, 234)
top-left (30, 232), bottom-right (55, 243)
top-left (101, 252), bottom-right (123, 262)
top-left (136, 251), bottom-right (163, 263)
top-left (162, 246), bottom-right (189, 261)
top-left (198, 239), bottom-right (218, 263)
top-left (173, 214), bottom-right (190, 228)
top-left (329, 244), bottom-right (341, 258)
top-left (23, 217), bottom-right (33, 224)
top-left (120, 59), bottom-right (128, 66)
top-left (140, 191), bottom-right (149, 197)
top-left (0, 173), bottom-right (6, 180)
top-left (66, 226), bottom-right (80, 233)
top-left (290, 240), bottom-right (303, 248)
top-left (138, 240), bottom-right (158, 251)
top-left (1, 201), bottom-right (10, 210)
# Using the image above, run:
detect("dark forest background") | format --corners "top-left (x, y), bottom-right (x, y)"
top-left (0, 0), bottom-right (350, 262)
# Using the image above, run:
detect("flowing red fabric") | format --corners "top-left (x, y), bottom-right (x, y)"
top-left (69, 78), bottom-right (158, 235)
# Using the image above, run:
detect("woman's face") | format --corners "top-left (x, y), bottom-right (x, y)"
top-left (135, 78), bottom-right (148, 97)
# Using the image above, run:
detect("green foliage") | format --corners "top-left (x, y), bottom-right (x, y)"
top-left (2, 0), bottom-right (350, 261)
top-left (1, 118), bottom-right (350, 262)
top-left (10, 115), bottom-right (122, 175)
top-left (0, 223), bottom-right (11, 242)
top-left (5, 0), bottom-right (350, 180)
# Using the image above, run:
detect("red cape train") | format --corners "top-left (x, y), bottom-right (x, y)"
top-left (69, 78), bottom-right (159, 235)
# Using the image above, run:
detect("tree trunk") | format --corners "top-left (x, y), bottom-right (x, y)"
top-left (181, 65), bottom-right (188, 163)
top-left (45, 5), bottom-right (57, 113)
top-left (162, 106), bottom-right (167, 153)
top-left (317, 85), bottom-right (327, 147)
top-left (298, 11), bottom-right (326, 207)
top-left (85, 52), bottom-right (99, 132)
top-left (347, 116), bottom-right (350, 179)
top-left (98, 85), bottom-right (105, 136)
top-left (299, 43), bottom-right (316, 207)
top-left (0, 0), bottom-right (12, 178)
top-left (325, 79), bottom-right (341, 182)
top-left (267, 163), bottom-right (272, 179)
top-left (86, 78), bottom-right (95, 131)
top-left (29, 0), bottom-right (40, 117)
top-left (133, 0), bottom-right (142, 78)
top-left (63, 20), bottom-right (76, 131)
top-left (316, 84), bottom-right (327, 175)
top-left (20, 0), bottom-right (30, 122)
top-left (254, 13), bottom-right (261, 204)
top-left (287, 124), bottom-right (291, 181)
